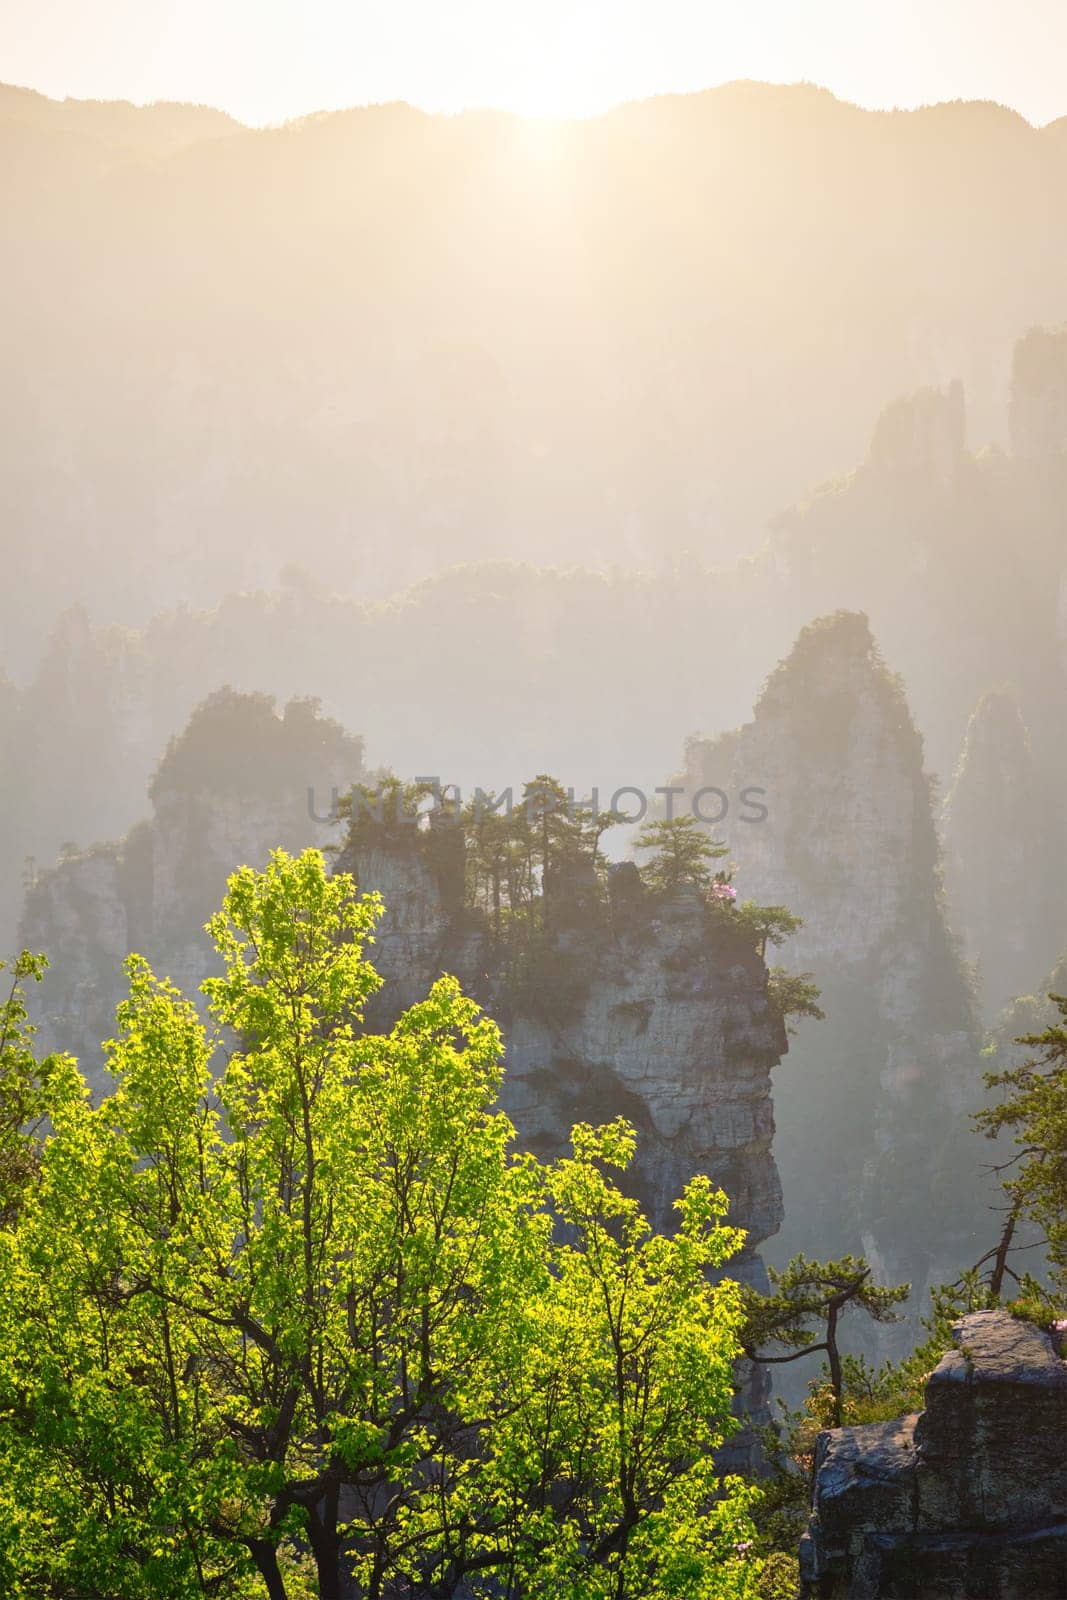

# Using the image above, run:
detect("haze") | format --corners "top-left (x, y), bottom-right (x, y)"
top-left (4, 0), bottom-right (1067, 126)
top-left (2, 8), bottom-right (1067, 1590)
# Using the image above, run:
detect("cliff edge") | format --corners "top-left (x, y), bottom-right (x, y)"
top-left (799, 1309), bottom-right (1067, 1598)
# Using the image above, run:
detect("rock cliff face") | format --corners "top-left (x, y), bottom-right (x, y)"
top-left (338, 831), bottom-right (786, 1262)
top-left (335, 831), bottom-right (789, 1462)
top-left (1010, 324), bottom-right (1067, 460)
top-left (866, 382), bottom-right (966, 488)
top-left (942, 688), bottom-right (1060, 1022)
top-left (769, 366), bottom-right (1067, 790)
top-left (799, 1310), bottom-right (1067, 1599)
top-left (20, 689), bottom-right (361, 1080)
top-left (680, 613), bottom-right (983, 1349)
top-left (501, 892), bottom-right (783, 1253)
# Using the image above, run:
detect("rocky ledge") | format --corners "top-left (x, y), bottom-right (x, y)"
top-left (799, 1309), bottom-right (1067, 1598)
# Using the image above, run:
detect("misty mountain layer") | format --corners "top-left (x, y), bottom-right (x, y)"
top-left (3, 81), bottom-right (1067, 669)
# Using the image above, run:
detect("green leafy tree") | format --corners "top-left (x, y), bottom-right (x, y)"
top-left (576, 797), bottom-right (626, 874)
top-left (341, 773), bottom-right (435, 848)
top-left (740, 1255), bottom-right (909, 1428)
top-left (523, 773), bottom-right (571, 891)
top-left (765, 969), bottom-right (824, 1037)
top-left (0, 850), bottom-right (764, 1600)
top-left (520, 774), bottom-right (616, 918)
top-left (731, 905), bottom-right (803, 961)
top-left (462, 792), bottom-right (516, 932)
top-left (976, 993), bottom-right (1067, 1296)
top-left (0, 950), bottom-right (67, 1224)
top-left (459, 781), bottom-right (625, 927)
top-left (407, 1119), bottom-right (762, 1599)
top-left (637, 817), bottom-right (728, 894)
top-left (740, 1256), bottom-right (909, 1583)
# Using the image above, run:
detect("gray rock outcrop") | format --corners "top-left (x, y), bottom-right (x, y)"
top-left (799, 1309), bottom-right (1067, 1598)
top-left (680, 613), bottom-right (984, 1358)
top-left (20, 689), bottom-right (361, 1079)
top-left (1010, 325), bottom-right (1067, 460)
top-left (866, 383), bottom-right (966, 488)
top-left (336, 831), bottom-right (790, 1466)
top-left (942, 687), bottom-right (1060, 1022)
top-left (338, 831), bottom-right (787, 1272)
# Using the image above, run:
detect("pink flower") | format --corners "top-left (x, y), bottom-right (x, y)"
top-left (712, 882), bottom-right (737, 902)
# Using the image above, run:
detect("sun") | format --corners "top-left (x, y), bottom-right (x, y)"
top-left (484, 54), bottom-right (617, 122)
top-left (507, 112), bottom-right (573, 164)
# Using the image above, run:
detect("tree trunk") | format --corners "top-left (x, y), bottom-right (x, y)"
top-left (990, 1209), bottom-right (1018, 1299)
top-left (826, 1301), bottom-right (843, 1427)
top-left (313, 1539), bottom-right (343, 1600)
top-left (249, 1540), bottom-right (289, 1600)
top-left (310, 1487), bottom-right (343, 1600)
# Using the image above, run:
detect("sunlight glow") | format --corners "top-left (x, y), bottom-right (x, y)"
top-left (2, 0), bottom-right (1066, 129)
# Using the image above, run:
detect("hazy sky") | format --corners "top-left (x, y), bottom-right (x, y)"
top-left (3, 0), bottom-right (1066, 127)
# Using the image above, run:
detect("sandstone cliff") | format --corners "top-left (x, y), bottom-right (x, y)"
top-left (942, 688), bottom-right (1060, 1022)
top-left (333, 827), bottom-right (790, 1463)
top-left (768, 370), bottom-right (1067, 786)
top-left (680, 613), bottom-right (984, 1349)
top-left (20, 689), bottom-right (361, 1078)
top-left (337, 827), bottom-right (786, 1260)
top-left (1010, 324), bottom-right (1067, 461)
top-left (865, 381), bottom-right (966, 488)
top-left (799, 1309), bottom-right (1067, 1599)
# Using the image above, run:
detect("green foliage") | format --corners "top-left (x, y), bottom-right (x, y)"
top-left (344, 774), bottom-right (627, 1028)
top-left (1006, 1290), bottom-right (1064, 1330)
top-left (0, 951), bottom-right (79, 1225)
top-left (637, 816), bottom-right (729, 894)
top-left (731, 905), bottom-right (802, 960)
top-left (340, 772), bottom-right (436, 849)
top-left (742, 1255), bottom-right (909, 1357)
top-left (344, 774), bottom-right (626, 930)
top-left (765, 968), bottom-right (824, 1036)
top-left (461, 788), bottom-right (528, 927)
top-left (341, 775), bottom-right (809, 1038)
top-left (754, 1551), bottom-right (799, 1600)
top-left (975, 993), bottom-right (1067, 1294)
top-left (0, 849), bottom-right (765, 1599)
top-left (822, 1272), bottom-right (998, 1428)
top-left (510, 1121), bottom-right (762, 1599)
top-left (741, 1254), bottom-right (909, 1428)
